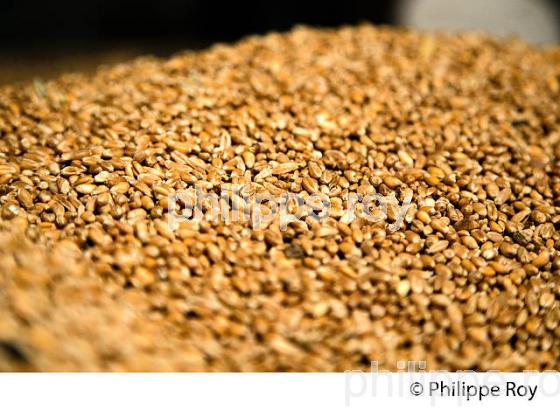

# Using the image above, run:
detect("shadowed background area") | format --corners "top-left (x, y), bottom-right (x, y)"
top-left (0, 0), bottom-right (559, 84)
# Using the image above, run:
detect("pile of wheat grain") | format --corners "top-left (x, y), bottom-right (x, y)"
top-left (1, 25), bottom-right (559, 371)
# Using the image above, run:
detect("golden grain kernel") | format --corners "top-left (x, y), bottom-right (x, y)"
top-left (427, 240), bottom-right (449, 254)
top-left (242, 151), bottom-right (255, 169)
top-left (383, 176), bottom-right (401, 189)
top-left (308, 162), bottom-right (323, 179)
top-left (540, 292), bottom-right (555, 308)
top-left (397, 150), bottom-right (414, 166)
top-left (396, 280), bottom-right (411, 297)
top-left (302, 177), bottom-right (319, 194)
top-left (416, 210), bottom-right (431, 224)
top-left (533, 250), bottom-right (550, 268)
top-left (74, 183), bottom-right (97, 194)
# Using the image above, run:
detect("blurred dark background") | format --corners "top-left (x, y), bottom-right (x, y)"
top-left (0, 0), bottom-right (559, 84)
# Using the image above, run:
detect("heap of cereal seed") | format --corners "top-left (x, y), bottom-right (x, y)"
top-left (0, 227), bottom-right (206, 371)
top-left (1, 25), bottom-right (559, 371)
